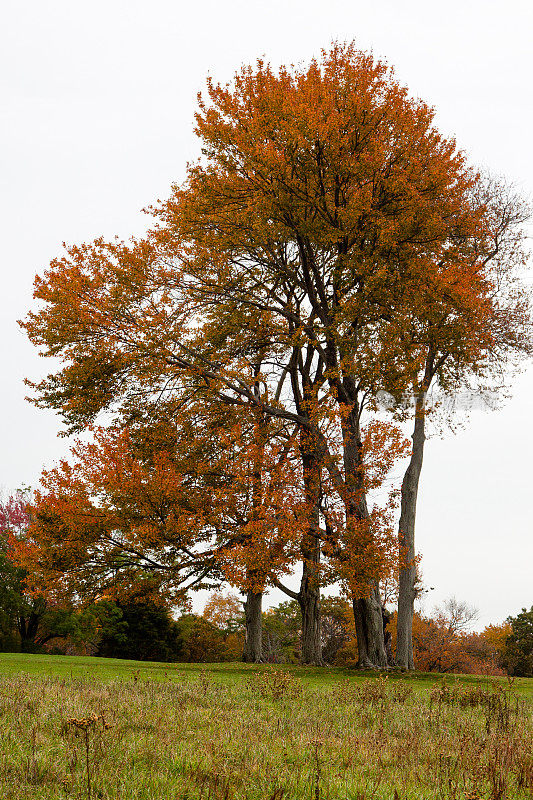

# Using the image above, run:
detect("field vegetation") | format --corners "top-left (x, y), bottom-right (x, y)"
top-left (0, 656), bottom-right (531, 800)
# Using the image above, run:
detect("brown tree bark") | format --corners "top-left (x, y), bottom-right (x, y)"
top-left (273, 555), bottom-right (323, 666)
top-left (342, 399), bottom-right (389, 669)
top-left (242, 371), bottom-right (267, 664)
top-left (297, 432), bottom-right (324, 665)
top-left (298, 540), bottom-right (322, 665)
top-left (352, 586), bottom-right (388, 668)
top-left (382, 606), bottom-right (395, 667)
top-left (243, 589), bottom-right (263, 662)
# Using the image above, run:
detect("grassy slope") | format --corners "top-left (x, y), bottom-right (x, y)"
top-left (1, 651), bottom-right (531, 699)
top-left (0, 654), bottom-right (531, 799)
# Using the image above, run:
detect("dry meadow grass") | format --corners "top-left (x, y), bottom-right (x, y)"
top-left (0, 666), bottom-right (531, 799)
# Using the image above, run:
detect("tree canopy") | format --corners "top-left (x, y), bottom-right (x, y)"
top-left (21, 42), bottom-right (531, 668)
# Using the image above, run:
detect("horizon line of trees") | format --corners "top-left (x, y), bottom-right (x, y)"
top-left (1, 507), bottom-right (532, 676)
top-left (7, 42), bottom-right (532, 671)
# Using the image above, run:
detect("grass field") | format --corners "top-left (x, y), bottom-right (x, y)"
top-left (0, 654), bottom-right (531, 799)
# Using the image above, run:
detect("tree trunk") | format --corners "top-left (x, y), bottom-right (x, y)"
top-left (242, 382), bottom-right (267, 664)
top-left (396, 391), bottom-right (426, 670)
top-left (342, 398), bottom-right (388, 669)
top-left (352, 585), bottom-right (389, 669)
top-left (243, 590), bottom-right (263, 663)
top-left (382, 606), bottom-right (395, 667)
top-left (298, 435), bottom-right (323, 665)
top-left (298, 551), bottom-right (322, 665)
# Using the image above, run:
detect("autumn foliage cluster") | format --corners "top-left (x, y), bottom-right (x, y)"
top-left (15, 43), bottom-right (531, 669)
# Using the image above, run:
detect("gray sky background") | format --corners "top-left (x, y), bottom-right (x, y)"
top-left (1, 0), bottom-right (532, 627)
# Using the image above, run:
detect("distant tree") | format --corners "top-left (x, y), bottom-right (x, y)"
top-left (261, 601), bottom-right (302, 663)
top-left (0, 493), bottom-right (31, 648)
top-left (0, 492), bottom-right (89, 653)
top-left (320, 596), bottom-right (358, 665)
top-left (174, 614), bottom-right (227, 663)
top-left (479, 621), bottom-right (512, 670)
top-left (97, 597), bottom-right (182, 662)
top-left (453, 630), bottom-right (506, 675)
top-left (203, 590), bottom-right (245, 660)
top-left (392, 600), bottom-right (510, 675)
top-left (436, 597), bottom-right (480, 635)
top-left (398, 597), bottom-right (480, 672)
top-left (203, 591), bottom-right (244, 634)
top-left (409, 612), bottom-right (462, 672)
top-left (501, 607), bottom-right (533, 677)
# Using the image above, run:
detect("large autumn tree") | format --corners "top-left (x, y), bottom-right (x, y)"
top-left (151, 45), bottom-right (530, 664)
top-left (23, 42), bottom-right (530, 667)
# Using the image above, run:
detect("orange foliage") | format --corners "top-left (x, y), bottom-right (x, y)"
top-left (203, 591), bottom-right (243, 632)
top-left (389, 611), bottom-right (509, 675)
top-left (25, 402), bottom-right (304, 607)
top-left (21, 43), bottom-right (531, 639)
top-left (481, 622), bottom-right (512, 655)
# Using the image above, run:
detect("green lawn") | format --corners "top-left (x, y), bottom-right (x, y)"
top-left (0, 654), bottom-right (531, 799)
top-left (0, 651), bottom-right (531, 699)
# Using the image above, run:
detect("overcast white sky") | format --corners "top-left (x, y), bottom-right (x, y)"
top-left (1, 0), bottom-right (532, 627)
